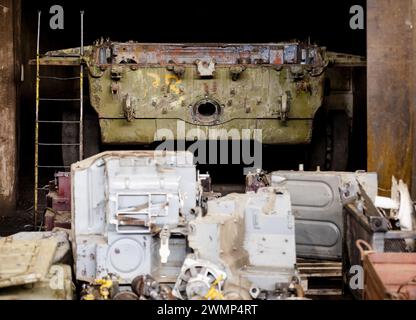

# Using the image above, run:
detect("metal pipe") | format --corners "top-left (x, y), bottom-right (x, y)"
top-left (79, 10), bottom-right (84, 160)
top-left (80, 11), bottom-right (84, 56)
top-left (34, 10), bottom-right (41, 227)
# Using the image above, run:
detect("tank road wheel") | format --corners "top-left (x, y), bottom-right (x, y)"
top-left (309, 109), bottom-right (350, 171)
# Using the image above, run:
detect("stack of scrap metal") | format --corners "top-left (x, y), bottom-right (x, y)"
top-left (363, 253), bottom-right (416, 300)
top-left (344, 177), bottom-right (416, 299)
top-left (45, 172), bottom-right (71, 231)
top-left (0, 231), bottom-right (74, 300)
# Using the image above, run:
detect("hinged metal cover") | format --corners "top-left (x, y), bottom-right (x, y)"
top-left (0, 238), bottom-right (57, 288)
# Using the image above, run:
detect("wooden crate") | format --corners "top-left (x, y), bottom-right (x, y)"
top-left (297, 259), bottom-right (343, 297)
top-left (363, 253), bottom-right (416, 300)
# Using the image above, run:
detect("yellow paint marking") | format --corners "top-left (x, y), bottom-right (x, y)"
top-left (170, 96), bottom-right (185, 108)
top-left (165, 74), bottom-right (182, 95)
top-left (147, 72), bottom-right (160, 88)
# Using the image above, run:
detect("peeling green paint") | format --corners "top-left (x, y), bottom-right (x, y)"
top-left (37, 42), bottom-right (364, 145)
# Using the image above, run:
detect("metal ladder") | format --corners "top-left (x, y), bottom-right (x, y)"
top-left (34, 11), bottom-right (85, 226)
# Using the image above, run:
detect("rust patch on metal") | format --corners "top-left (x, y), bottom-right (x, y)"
top-left (0, 0), bottom-right (17, 215)
top-left (367, 0), bottom-right (415, 195)
top-left (363, 252), bottom-right (416, 300)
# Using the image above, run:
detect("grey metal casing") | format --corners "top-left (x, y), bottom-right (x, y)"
top-left (188, 187), bottom-right (297, 291)
top-left (71, 151), bottom-right (196, 283)
top-left (271, 171), bottom-right (378, 260)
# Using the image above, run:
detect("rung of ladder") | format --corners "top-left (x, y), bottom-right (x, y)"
top-left (37, 166), bottom-right (71, 169)
top-left (38, 143), bottom-right (80, 146)
top-left (37, 120), bottom-right (81, 124)
top-left (45, 54), bottom-right (82, 58)
top-left (39, 98), bottom-right (81, 101)
top-left (39, 76), bottom-right (81, 80)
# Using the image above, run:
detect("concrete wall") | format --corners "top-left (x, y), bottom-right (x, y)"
top-left (367, 0), bottom-right (416, 196)
top-left (0, 0), bottom-right (18, 215)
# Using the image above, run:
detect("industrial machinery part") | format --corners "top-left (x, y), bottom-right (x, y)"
top-left (245, 169), bottom-right (270, 193)
top-left (46, 172), bottom-right (71, 212)
top-left (72, 151), bottom-right (303, 299)
top-left (0, 233), bottom-right (74, 300)
top-left (112, 291), bottom-right (140, 300)
top-left (0, 264), bottom-right (74, 300)
top-left (108, 274), bottom-right (175, 300)
top-left (271, 170), bottom-right (378, 260)
top-left (80, 276), bottom-right (120, 300)
top-left (36, 41), bottom-right (365, 147)
top-left (187, 186), bottom-right (299, 299)
top-left (44, 209), bottom-right (71, 232)
top-left (44, 172), bottom-right (72, 231)
top-left (132, 274), bottom-right (157, 299)
top-left (80, 274), bottom-right (173, 300)
top-left (72, 151), bottom-right (388, 300)
top-left (344, 184), bottom-right (416, 299)
top-left (172, 257), bottom-right (227, 300)
top-left (0, 237), bottom-right (57, 288)
top-left (198, 172), bottom-right (222, 214)
top-left (131, 274), bottom-right (174, 300)
top-left (72, 151), bottom-right (197, 283)
top-left (8, 230), bottom-right (72, 265)
top-left (388, 177), bottom-right (415, 231)
top-left (345, 188), bottom-right (416, 265)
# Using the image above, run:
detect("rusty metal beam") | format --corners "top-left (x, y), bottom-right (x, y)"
top-left (0, 0), bottom-right (18, 215)
top-left (411, 1), bottom-right (416, 201)
top-left (29, 57), bottom-right (81, 66)
top-left (367, 0), bottom-right (415, 196)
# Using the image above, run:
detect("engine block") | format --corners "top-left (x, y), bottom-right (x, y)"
top-left (71, 151), bottom-right (196, 283)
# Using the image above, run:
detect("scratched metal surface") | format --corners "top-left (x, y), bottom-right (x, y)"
top-left (38, 41), bottom-right (364, 145)
top-left (85, 42), bottom-right (325, 144)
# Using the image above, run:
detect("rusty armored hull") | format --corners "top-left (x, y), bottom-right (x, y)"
top-left (38, 41), bottom-right (365, 145)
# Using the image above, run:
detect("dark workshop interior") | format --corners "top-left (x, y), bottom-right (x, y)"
top-left (1, 0), bottom-right (416, 303)
top-left (16, 0), bottom-right (367, 216)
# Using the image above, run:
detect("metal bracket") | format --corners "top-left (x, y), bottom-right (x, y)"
top-left (195, 59), bottom-right (216, 77)
top-left (277, 92), bottom-right (290, 122)
top-left (230, 66), bottom-right (246, 81)
top-left (159, 225), bottom-right (171, 264)
top-left (110, 65), bottom-right (123, 80)
top-left (123, 94), bottom-right (136, 122)
top-left (167, 65), bottom-right (185, 79)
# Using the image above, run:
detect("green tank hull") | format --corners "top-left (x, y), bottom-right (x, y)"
top-left (39, 41), bottom-right (365, 146)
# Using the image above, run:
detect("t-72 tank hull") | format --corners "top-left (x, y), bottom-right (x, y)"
top-left (87, 42), bottom-right (327, 145)
top-left (37, 41), bottom-right (365, 170)
top-left (42, 42), bottom-right (338, 145)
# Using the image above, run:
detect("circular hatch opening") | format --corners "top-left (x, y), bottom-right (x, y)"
top-left (197, 102), bottom-right (217, 117)
top-left (193, 99), bottom-right (221, 124)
